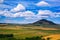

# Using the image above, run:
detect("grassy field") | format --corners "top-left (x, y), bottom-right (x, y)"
top-left (0, 25), bottom-right (60, 40)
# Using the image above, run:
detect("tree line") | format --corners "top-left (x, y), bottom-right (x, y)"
top-left (0, 34), bottom-right (52, 40)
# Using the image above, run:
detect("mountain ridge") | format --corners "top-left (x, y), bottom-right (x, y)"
top-left (33, 19), bottom-right (56, 25)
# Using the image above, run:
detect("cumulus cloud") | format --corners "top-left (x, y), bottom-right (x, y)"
top-left (13, 11), bottom-right (36, 19)
top-left (21, 11), bottom-right (35, 17)
top-left (22, 11), bottom-right (36, 19)
top-left (37, 10), bottom-right (60, 18)
top-left (10, 11), bottom-right (35, 18)
top-left (38, 10), bottom-right (52, 15)
top-left (0, 9), bottom-right (60, 19)
top-left (0, 0), bottom-right (4, 3)
top-left (37, 10), bottom-right (51, 18)
top-left (11, 4), bottom-right (25, 12)
top-left (45, 0), bottom-right (60, 2)
top-left (0, 9), bottom-right (35, 18)
top-left (13, 12), bottom-right (22, 17)
top-left (36, 1), bottom-right (50, 6)
top-left (0, 9), bottom-right (13, 17)
top-left (53, 12), bottom-right (60, 17)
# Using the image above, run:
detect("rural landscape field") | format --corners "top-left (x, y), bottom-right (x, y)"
top-left (0, 23), bottom-right (60, 40)
top-left (0, 0), bottom-right (60, 40)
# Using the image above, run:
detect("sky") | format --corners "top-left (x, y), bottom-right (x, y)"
top-left (0, 0), bottom-right (60, 24)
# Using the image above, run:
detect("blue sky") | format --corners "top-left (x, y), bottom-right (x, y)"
top-left (0, 0), bottom-right (60, 24)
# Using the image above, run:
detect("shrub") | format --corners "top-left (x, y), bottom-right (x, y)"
top-left (25, 36), bottom-right (44, 40)
top-left (0, 34), bottom-right (13, 38)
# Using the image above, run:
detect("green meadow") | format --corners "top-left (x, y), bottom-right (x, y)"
top-left (0, 25), bottom-right (60, 39)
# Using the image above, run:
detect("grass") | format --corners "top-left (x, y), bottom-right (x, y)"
top-left (0, 25), bottom-right (60, 39)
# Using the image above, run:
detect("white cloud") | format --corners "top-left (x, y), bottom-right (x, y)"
top-left (0, 9), bottom-right (60, 19)
top-left (21, 11), bottom-right (35, 17)
top-left (10, 11), bottom-right (35, 18)
top-left (11, 4), bottom-right (25, 12)
top-left (0, 9), bottom-right (13, 17)
top-left (0, 9), bottom-right (35, 18)
top-left (13, 12), bottom-right (22, 17)
top-left (14, 11), bottom-right (36, 19)
top-left (37, 10), bottom-right (51, 18)
top-left (36, 1), bottom-right (50, 6)
top-left (0, 10), bottom-right (4, 15)
top-left (45, 0), bottom-right (60, 2)
top-left (3, 11), bottom-right (13, 17)
top-left (38, 10), bottom-right (52, 15)
top-left (22, 11), bottom-right (36, 19)
top-left (37, 10), bottom-right (60, 18)
top-left (52, 12), bottom-right (60, 17)
top-left (0, 0), bottom-right (4, 3)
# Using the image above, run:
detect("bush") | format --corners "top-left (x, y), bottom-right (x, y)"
top-left (47, 37), bottom-right (51, 40)
top-left (0, 34), bottom-right (13, 38)
top-left (25, 36), bottom-right (44, 40)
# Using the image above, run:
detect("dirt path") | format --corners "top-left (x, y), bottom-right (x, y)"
top-left (44, 34), bottom-right (60, 40)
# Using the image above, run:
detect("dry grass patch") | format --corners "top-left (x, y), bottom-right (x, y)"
top-left (44, 34), bottom-right (60, 40)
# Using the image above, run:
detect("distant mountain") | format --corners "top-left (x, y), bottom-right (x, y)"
top-left (33, 19), bottom-right (56, 25)
top-left (0, 19), bottom-right (57, 25)
top-left (0, 23), bottom-right (8, 25)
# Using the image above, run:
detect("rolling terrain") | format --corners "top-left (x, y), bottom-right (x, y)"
top-left (0, 19), bottom-right (60, 40)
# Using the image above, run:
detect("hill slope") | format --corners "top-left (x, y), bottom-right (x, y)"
top-left (33, 19), bottom-right (56, 25)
